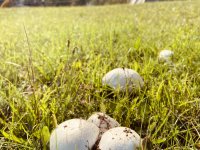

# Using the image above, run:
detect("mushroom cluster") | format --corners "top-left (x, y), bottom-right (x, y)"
top-left (50, 113), bottom-right (142, 150)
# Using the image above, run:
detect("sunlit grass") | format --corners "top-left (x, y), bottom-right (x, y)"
top-left (0, 1), bottom-right (200, 149)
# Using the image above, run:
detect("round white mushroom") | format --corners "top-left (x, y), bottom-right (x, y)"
top-left (102, 68), bottom-right (144, 92)
top-left (130, 0), bottom-right (145, 4)
top-left (99, 127), bottom-right (142, 150)
top-left (158, 50), bottom-right (174, 62)
top-left (130, 0), bottom-right (137, 4)
top-left (136, 0), bottom-right (145, 4)
top-left (50, 119), bottom-right (99, 150)
top-left (87, 112), bottom-right (120, 136)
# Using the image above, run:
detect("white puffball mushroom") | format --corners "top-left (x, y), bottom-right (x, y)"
top-left (99, 127), bottom-right (142, 150)
top-left (158, 50), bottom-right (174, 62)
top-left (87, 112), bottom-right (120, 136)
top-left (130, 0), bottom-right (145, 4)
top-left (135, 0), bottom-right (145, 4)
top-left (102, 68), bottom-right (144, 92)
top-left (50, 119), bottom-right (99, 150)
top-left (130, 0), bottom-right (136, 4)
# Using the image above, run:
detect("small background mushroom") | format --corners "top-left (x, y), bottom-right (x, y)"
top-left (158, 50), bottom-right (174, 63)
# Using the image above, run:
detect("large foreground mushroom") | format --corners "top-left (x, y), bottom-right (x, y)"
top-left (50, 119), bottom-right (99, 150)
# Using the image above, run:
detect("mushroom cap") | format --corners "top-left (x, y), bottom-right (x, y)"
top-left (50, 119), bottom-right (99, 150)
top-left (99, 127), bottom-right (141, 150)
top-left (102, 68), bottom-right (144, 92)
top-left (87, 112), bottom-right (120, 136)
top-left (158, 50), bottom-right (174, 62)
top-left (130, 0), bottom-right (145, 4)
top-left (130, 0), bottom-right (137, 4)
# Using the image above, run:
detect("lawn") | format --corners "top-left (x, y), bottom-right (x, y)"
top-left (0, 1), bottom-right (200, 149)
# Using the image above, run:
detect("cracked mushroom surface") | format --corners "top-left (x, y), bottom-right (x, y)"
top-left (87, 112), bottom-right (120, 136)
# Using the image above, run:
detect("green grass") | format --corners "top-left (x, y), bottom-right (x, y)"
top-left (0, 1), bottom-right (200, 149)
